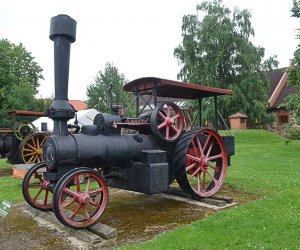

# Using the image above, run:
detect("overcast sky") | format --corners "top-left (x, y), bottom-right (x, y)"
top-left (0, 0), bottom-right (298, 101)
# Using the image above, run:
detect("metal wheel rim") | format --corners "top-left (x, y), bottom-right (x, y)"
top-left (14, 121), bottom-right (35, 141)
top-left (151, 102), bottom-right (183, 142)
top-left (54, 169), bottom-right (108, 228)
top-left (21, 133), bottom-right (48, 164)
top-left (22, 162), bottom-right (52, 210)
top-left (185, 129), bottom-right (227, 197)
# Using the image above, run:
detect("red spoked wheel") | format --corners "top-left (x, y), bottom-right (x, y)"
top-left (53, 168), bottom-right (108, 229)
top-left (22, 162), bottom-right (53, 211)
top-left (150, 102), bottom-right (184, 142)
top-left (174, 128), bottom-right (227, 197)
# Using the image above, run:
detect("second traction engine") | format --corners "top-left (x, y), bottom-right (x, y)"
top-left (22, 14), bottom-right (234, 229)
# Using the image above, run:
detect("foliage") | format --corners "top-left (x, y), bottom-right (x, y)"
top-left (122, 130), bottom-right (300, 250)
top-left (86, 62), bottom-right (134, 116)
top-left (283, 122), bottom-right (300, 139)
top-left (0, 39), bottom-right (44, 127)
top-left (174, 0), bottom-right (277, 128)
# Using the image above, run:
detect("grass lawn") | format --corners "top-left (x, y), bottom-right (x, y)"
top-left (0, 130), bottom-right (299, 249)
top-left (120, 130), bottom-right (300, 249)
top-left (0, 160), bottom-right (23, 203)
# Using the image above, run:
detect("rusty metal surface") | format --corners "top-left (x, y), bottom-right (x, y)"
top-left (0, 129), bottom-right (14, 133)
top-left (7, 110), bottom-right (46, 117)
top-left (123, 77), bottom-right (234, 99)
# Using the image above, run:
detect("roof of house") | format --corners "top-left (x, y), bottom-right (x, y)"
top-left (69, 100), bottom-right (87, 111)
top-left (229, 112), bottom-right (248, 119)
top-left (266, 67), bottom-right (299, 109)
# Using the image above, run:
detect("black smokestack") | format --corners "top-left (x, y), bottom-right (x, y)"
top-left (47, 14), bottom-right (77, 136)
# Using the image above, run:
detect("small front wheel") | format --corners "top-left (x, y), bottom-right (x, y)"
top-left (22, 162), bottom-right (53, 211)
top-left (53, 167), bottom-right (108, 229)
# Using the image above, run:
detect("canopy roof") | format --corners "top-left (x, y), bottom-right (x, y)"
top-left (7, 110), bottom-right (46, 117)
top-left (123, 77), bottom-right (233, 99)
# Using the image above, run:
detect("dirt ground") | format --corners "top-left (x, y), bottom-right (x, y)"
top-left (0, 184), bottom-right (258, 250)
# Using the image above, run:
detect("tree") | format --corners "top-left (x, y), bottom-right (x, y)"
top-left (0, 39), bottom-right (44, 127)
top-left (86, 62), bottom-right (133, 115)
top-left (287, 0), bottom-right (300, 123)
top-left (174, 0), bottom-right (277, 127)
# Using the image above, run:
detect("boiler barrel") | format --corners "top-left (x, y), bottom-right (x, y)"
top-left (44, 133), bottom-right (155, 170)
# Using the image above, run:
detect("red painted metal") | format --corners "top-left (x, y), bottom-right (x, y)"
top-left (7, 110), bottom-right (46, 117)
top-left (185, 129), bottom-right (227, 197)
top-left (22, 162), bottom-right (53, 211)
top-left (53, 168), bottom-right (108, 229)
top-left (123, 77), bottom-right (233, 99)
top-left (157, 103), bottom-right (183, 141)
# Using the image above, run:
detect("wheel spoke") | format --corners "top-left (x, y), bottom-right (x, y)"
top-left (34, 172), bottom-right (44, 183)
top-left (208, 153), bottom-right (223, 161)
top-left (31, 137), bottom-right (37, 148)
top-left (38, 155), bottom-right (43, 162)
top-left (165, 126), bottom-right (170, 139)
top-left (206, 170), bottom-right (218, 184)
top-left (63, 187), bottom-right (80, 199)
top-left (191, 140), bottom-right (199, 157)
top-left (44, 190), bottom-right (49, 205)
top-left (28, 184), bottom-right (42, 188)
top-left (202, 134), bottom-right (212, 153)
top-left (60, 198), bottom-right (76, 209)
top-left (189, 167), bottom-right (201, 180)
top-left (28, 154), bottom-right (35, 163)
top-left (85, 177), bottom-right (91, 193)
top-left (186, 154), bottom-right (201, 163)
top-left (24, 152), bottom-right (36, 157)
top-left (202, 171), bottom-right (206, 191)
top-left (33, 155), bottom-right (38, 163)
top-left (158, 111), bottom-right (166, 120)
top-left (89, 200), bottom-right (101, 208)
top-left (208, 164), bottom-right (217, 171)
top-left (186, 162), bottom-right (196, 172)
top-left (33, 188), bottom-right (43, 202)
top-left (70, 204), bottom-right (82, 220)
top-left (40, 136), bottom-right (47, 146)
top-left (82, 205), bottom-right (91, 220)
top-left (170, 124), bottom-right (179, 134)
top-left (89, 188), bottom-right (103, 196)
top-left (206, 140), bottom-right (214, 157)
top-left (195, 136), bottom-right (204, 156)
top-left (166, 105), bottom-right (171, 117)
top-left (75, 176), bottom-right (81, 192)
top-left (158, 121), bottom-right (167, 129)
top-left (26, 143), bottom-right (37, 151)
top-left (171, 113), bottom-right (179, 120)
top-left (36, 137), bottom-right (40, 149)
top-left (197, 173), bottom-right (200, 192)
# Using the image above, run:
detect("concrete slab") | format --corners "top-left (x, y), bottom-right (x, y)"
top-left (22, 203), bottom-right (117, 245)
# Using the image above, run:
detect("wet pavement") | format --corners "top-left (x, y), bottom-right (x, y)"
top-left (0, 184), bottom-right (258, 250)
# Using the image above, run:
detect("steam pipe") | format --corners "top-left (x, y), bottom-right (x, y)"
top-left (47, 15), bottom-right (77, 136)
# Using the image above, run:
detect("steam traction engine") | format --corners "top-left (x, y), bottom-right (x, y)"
top-left (22, 15), bottom-right (235, 229)
top-left (0, 110), bottom-right (48, 164)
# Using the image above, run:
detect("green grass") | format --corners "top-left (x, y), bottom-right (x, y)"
top-left (121, 130), bottom-right (300, 249)
top-left (0, 159), bottom-right (23, 203)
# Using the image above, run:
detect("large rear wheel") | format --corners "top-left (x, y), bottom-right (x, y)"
top-left (174, 128), bottom-right (227, 197)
